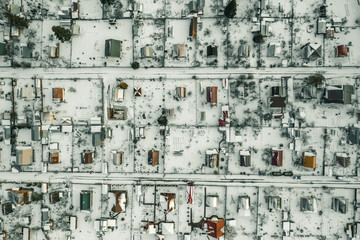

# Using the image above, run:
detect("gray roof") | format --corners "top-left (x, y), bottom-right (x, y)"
top-left (21, 46), bottom-right (32, 58)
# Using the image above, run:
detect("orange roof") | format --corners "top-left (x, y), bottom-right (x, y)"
top-left (207, 216), bottom-right (224, 239)
top-left (49, 152), bottom-right (60, 164)
top-left (303, 153), bottom-right (316, 169)
top-left (52, 88), bottom-right (65, 102)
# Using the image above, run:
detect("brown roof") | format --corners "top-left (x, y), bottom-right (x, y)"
top-left (49, 152), bottom-right (60, 164)
top-left (148, 150), bottom-right (159, 166)
top-left (110, 191), bottom-right (126, 213)
top-left (52, 88), bottom-right (65, 102)
top-left (82, 152), bottom-right (93, 164)
top-left (303, 153), bottom-right (316, 169)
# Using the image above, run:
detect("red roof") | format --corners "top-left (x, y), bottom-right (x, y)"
top-left (207, 216), bottom-right (224, 239)
top-left (337, 45), bottom-right (349, 57)
top-left (218, 118), bottom-right (228, 127)
top-left (271, 150), bottom-right (283, 167)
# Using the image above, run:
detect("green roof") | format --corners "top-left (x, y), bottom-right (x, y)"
top-left (0, 43), bottom-right (7, 55)
top-left (344, 85), bottom-right (353, 105)
top-left (105, 39), bottom-right (121, 58)
top-left (80, 191), bottom-right (92, 211)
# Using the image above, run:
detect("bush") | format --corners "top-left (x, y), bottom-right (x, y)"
top-left (4, 12), bottom-right (29, 30)
top-left (119, 82), bottom-right (128, 89)
top-left (52, 26), bottom-right (71, 43)
top-left (100, 0), bottom-right (115, 4)
top-left (157, 115), bottom-right (168, 126)
top-left (224, 0), bottom-right (237, 19)
top-left (307, 74), bottom-right (325, 86)
top-left (253, 35), bottom-right (265, 44)
top-left (131, 61), bottom-right (140, 69)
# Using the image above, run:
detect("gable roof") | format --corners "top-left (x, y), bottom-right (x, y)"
top-left (16, 147), bottom-right (33, 166)
top-left (80, 191), bottom-right (92, 211)
top-left (105, 39), bottom-right (121, 58)
top-left (206, 216), bottom-right (225, 239)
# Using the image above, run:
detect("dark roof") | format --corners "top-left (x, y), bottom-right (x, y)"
top-left (105, 39), bottom-right (121, 58)
top-left (269, 96), bottom-right (286, 108)
top-left (207, 45), bottom-right (218, 58)
top-left (21, 46), bottom-right (32, 58)
top-left (80, 191), bottom-right (92, 211)
top-left (0, 42), bottom-right (7, 55)
top-left (271, 86), bottom-right (280, 96)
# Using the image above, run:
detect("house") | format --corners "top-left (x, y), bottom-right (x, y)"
top-left (206, 216), bottom-right (224, 239)
top-left (8, 188), bottom-right (33, 206)
top-left (267, 43), bottom-right (281, 57)
top-left (271, 148), bottom-right (283, 167)
top-left (188, 0), bottom-right (205, 14)
top-left (112, 150), bottom-right (124, 165)
top-left (300, 197), bottom-right (317, 212)
top-left (207, 45), bottom-right (218, 58)
top-left (324, 85), bottom-right (353, 104)
top-left (41, 207), bottom-right (53, 231)
top-left (176, 87), bottom-right (186, 99)
top-left (148, 150), bottom-right (159, 166)
top-left (331, 197), bottom-right (347, 214)
top-left (160, 193), bottom-right (176, 212)
top-left (94, 218), bottom-right (117, 232)
top-left (336, 45), bottom-right (349, 57)
top-left (0, 42), bottom-right (7, 55)
top-left (206, 86), bottom-right (217, 105)
top-left (205, 149), bottom-right (219, 168)
top-left (238, 196), bottom-right (251, 216)
top-left (80, 191), bottom-right (93, 211)
top-left (134, 87), bottom-right (142, 97)
top-left (49, 151), bottom-right (60, 164)
top-left (72, 24), bottom-right (80, 35)
top-left (159, 222), bottom-right (175, 235)
top-left (238, 44), bottom-right (250, 58)
top-left (49, 191), bottom-right (63, 204)
top-left (49, 44), bottom-right (60, 58)
top-left (20, 87), bottom-right (35, 100)
top-left (336, 153), bottom-right (350, 167)
top-left (31, 125), bottom-right (41, 141)
top-left (23, 227), bottom-right (30, 240)
top-left (206, 195), bottom-right (219, 207)
top-left (92, 133), bottom-right (103, 147)
top-left (346, 223), bottom-right (359, 238)
top-left (81, 151), bottom-right (94, 164)
top-left (16, 146), bottom-right (34, 166)
top-left (70, 216), bottom-right (77, 231)
top-left (173, 44), bottom-right (186, 58)
top-left (2, 202), bottom-right (13, 215)
top-left (108, 106), bottom-right (127, 120)
top-left (21, 46), bottom-right (32, 58)
top-left (239, 150), bottom-right (251, 167)
top-left (303, 152), bottom-right (316, 169)
top-left (260, 21), bottom-right (269, 36)
top-left (268, 196), bottom-right (281, 211)
top-left (110, 191), bottom-right (127, 213)
top-left (317, 18), bottom-right (326, 34)
top-left (141, 46), bottom-right (154, 58)
top-left (326, 29), bottom-right (334, 38)
top-left (105, 39), bottom-right (121, 58)
top-left (305, 43), bottom-right (322, 60)
top-left (114, 87), bottom-right (124, 102)
top-left (71, 0), bottom-right (80, 18)
top-left (189, 17), bottom-right (197, 39)
top-left (52, 88), bottom-right (65, 102)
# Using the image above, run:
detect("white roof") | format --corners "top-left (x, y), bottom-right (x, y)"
top-left (161, 222), bottom-right (174, 234)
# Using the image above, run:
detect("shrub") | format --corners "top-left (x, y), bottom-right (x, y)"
top-left (100, 0), bottom-right (115, 4)
top-left (119, 82), bottom-right (128, 89)
top-left (307, 74), bottom-right (325, 87)
top-left (4, 12), bottom-right (29, 30)
top-left (224, 0), bottom-right (237, 19)
top-left (52, 26), bottom-right (71, 43)
top-left (131, 61), bottom-right (140, 69)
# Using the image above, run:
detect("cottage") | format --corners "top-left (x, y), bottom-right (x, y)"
top-left (52, 88), bottom-right (65, 102)
top-left (268, 196), bottom-right (281, 211)
top-left (1, 202), bottom-right (13, 215)
top-left (8, 188), bottom-right (33, 206)
top-left (148, 150), bottom-right (159, 166)
top-left (141, 46), bottom-right (154, 58)
top-left (336, 45), bottom-right (349, 57)
top-left (317, 18), bottom-right (326, 34)
top-left (205, 149), bottom-right (219, 168)
top-left (108, 106), bottom-right (127, 120)
top-left (239, 150), bottom-right (251, 167)
top-left (267, 43), bottom-right (281, 57)
top-left (176, 87), bottom-right (186, 99)
top-left (336, 153), bottom-right (350, 167)
top-left (206, 216), bottom-right (224, 239)
top-left (49, 44), bottom-right (60, 58)
top-left (324, 85), bottom-right (353, 104)
top-left (49, 191), bottom-right (63, 204)
top-left (207, 45), bottom-right (218, 58)
top-left (238, 196), bottom-right (250, 216)
top-left (31, 125), bottom-right (41, 141)
top-left (173, 44), bottom-right (186, 58)
top-left (303, 152), bottom-right (316, 169)
top-left (80, 191), bottom-right (93, 211)
top-left (16, 146), bottom-right (34, 166)
top-left (81, 151), bottom-right (94, 164)
top-left (160, 193), bottom-right (176, 212)
top-left (105, 39), bottom-right (121, 58)
top-left (300, 197), bottom-right (317, 212)
top-left (206, 86), bottom-right (217, 105)
top-left (189, 17), bottom-right (197, 39)
top-left (331, 197), bottom-right (347, 214)
top-left (271, 148), bottom-right (283, 167)
top-left (49, 151), bottom-right (60, 164)
top-left (305, 43), bottom-right (322, 60)
top-left (112, 150), bottom-right (124, 165)
top-left (160, 222), bottom-right (175, 235)
top-left (110, 191), bottom-right (127, 213)
top-left (20, 87), bottom-right (35, 100)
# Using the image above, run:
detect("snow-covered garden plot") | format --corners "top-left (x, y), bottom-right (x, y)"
top-left (72, 125), bottom-right (103, 173)
top-left (177, 185), bottom-right (193, 233)
top-left (188, 185), bottom-right (206, 222)
top-left (103, 0), bottom-right (129, 19)
top-left (42, 0), bottom-right (72, 19)
top-left (164, 126), bottom-right (223, 174)
top-left (12, 20), bottom-right (43, 68)
top-left (134, 78), bottom-right (164, 126)
top-left (164, 79), bottom-right (197, 125)
top-left (164, 19), bottom-right (196, 67)
top-left (236, 0), bottom-right (258, 18)
top-left (141, 0), bottom-right (165, 18)
top-left (293, 0), bottom-right (324, 17)
top-left (165, 0), bottom-right (189, 18)
top-left (41, 20), bottom-right (71, 68)
top-left (324, 28), bottom-right (360, 67)
top-left (260, 19), bottom-right (292, 67)
top-left (21, 0), bottom-right (44, 20)
top-left (225, 186), bottom-right (258, 239)
top-left (104, 124), bottom-right (134, 173)
top-left (71, 20), bottom-right (133, 67)
top-left (196, 78), bottom-right (228, 126)
top-left (43, 130), bottom-right (73, 172)
top-left (134, 19), bottom-right (165, 68)
top-left (257, 187), bottom-right (292, 238)
top-left (228, 19), bottom-right (258, 68)
top-left (134, 125), bottom-right (164, 173)
top-left (79, 0), bottom-right (103, 19)
top-left (292, 17), bottom-right (324, 67)
top-left (327, 0), bottom-right (360, 27)
top-left (72, 184), bottom-right (102, 240)
top-left (196, 18), bottom-right (227, 67)
top-left (42, 79), bottom-right (103, 123)
top-left (131, 185), bottom-right (156, 232)
top-left (325, 128), bottom-right (357, 176)
top-left (261, 0), bottom-right (293, 18)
